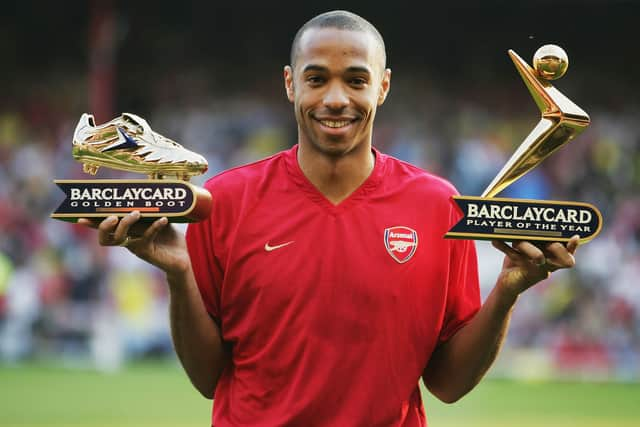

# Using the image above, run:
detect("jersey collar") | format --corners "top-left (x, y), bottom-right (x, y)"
top-left (284, 144), bottom-right (386, 214)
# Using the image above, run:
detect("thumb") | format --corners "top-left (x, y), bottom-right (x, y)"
top-left (141, 217), bottom-right (170, 242)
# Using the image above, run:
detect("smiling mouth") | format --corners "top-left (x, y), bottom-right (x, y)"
top-left (318, 119), bottom-right (354, 128)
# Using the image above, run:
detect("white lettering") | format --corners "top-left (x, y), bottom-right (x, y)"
top-left (175, 188), bottom-right (187, 199)
top-left (501, 205), bottom-right (513, 219)
top-left (490, 204), bottom-right (500, 218)
top-left (70, 188), bottom-right (82, 200)
top-left (390, 232), bottom-right (413, 239)
top-left (532, 207), bottom-right (545, 221)
top-left (543, 208), bottom-right (555, 222)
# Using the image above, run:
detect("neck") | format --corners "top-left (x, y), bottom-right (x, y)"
top-left (297, 140), bottom-right (375, 205)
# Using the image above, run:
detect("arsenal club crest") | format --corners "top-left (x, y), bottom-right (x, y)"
top-left (384, 226), bottom-right (418, 264)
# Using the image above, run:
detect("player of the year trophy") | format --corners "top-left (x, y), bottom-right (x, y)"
top-left (445, 45), bottom-right (602, 243)
top-left (51, 112), bottom-right (212, 223)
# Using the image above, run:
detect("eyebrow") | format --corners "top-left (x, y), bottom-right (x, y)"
top-left (302, 64), bottom-right (372, 75)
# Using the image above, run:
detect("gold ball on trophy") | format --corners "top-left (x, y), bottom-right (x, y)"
top-left (533, 44), bottom-right (568, 80)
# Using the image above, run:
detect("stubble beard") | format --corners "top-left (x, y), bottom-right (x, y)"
top-left (301, 126), bottom-right (357, 159)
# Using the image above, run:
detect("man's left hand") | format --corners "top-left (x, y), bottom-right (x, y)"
top-left (491, 235), bottom-right (580, 297)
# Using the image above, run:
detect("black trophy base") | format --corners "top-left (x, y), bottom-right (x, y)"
top-left (445, 196), bottom-right (602, 243)
top-left (51, 179), bottom-right (212, 223)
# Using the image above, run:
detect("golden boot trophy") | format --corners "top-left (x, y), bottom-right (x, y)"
top-left (52, 113), bottom-right (212, 223)
top-left (445, 45), bottom-right (602, 243)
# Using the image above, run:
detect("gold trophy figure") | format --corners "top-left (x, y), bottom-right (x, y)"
top-left (445, 45), bottom-right (602, 243)
top-left (52, 113), bottom-right (212, 223)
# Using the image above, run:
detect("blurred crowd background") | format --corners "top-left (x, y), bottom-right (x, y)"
top-left (1, 1), bottom-right (638, 381)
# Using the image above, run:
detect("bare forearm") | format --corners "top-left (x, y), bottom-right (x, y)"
top-left (167, 268), bottom-right (226, 399)
top-left (423, 237), bottom-right (580, 403)
top-left (423, 286), bottom-right (518, 403)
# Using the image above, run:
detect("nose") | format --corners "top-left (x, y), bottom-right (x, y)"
top-left (323, 82), bottom-right (349, 110)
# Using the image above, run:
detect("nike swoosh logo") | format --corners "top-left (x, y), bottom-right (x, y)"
top-left (102, 127), bottom-right (140, 152)
top-left (264, 241), bottom-right (294, 252)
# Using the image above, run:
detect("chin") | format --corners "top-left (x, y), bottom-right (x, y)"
top-left (312, 139), bottom-right (356, 158)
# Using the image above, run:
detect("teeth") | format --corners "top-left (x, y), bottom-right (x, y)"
top-left (320, 120), bottom-right (351, 128)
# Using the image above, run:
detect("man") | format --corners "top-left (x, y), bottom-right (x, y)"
top-left (80, 10), bottom-right (579, 427)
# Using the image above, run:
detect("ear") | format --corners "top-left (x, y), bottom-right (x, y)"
top-left (377, 68), bottom-right (392, 106)
top-left (284, 65), bottom-right (295, 103)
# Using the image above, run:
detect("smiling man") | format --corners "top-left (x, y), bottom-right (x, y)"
top-left (82, 10), bottom-right (580, 427)
top-left (287, 17), bottom-right (389, 155)
top-left (283, 14), bottom-right (391, 205)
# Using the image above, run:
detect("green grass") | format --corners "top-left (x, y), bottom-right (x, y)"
top-left (0, 361), bottom-right (210, 427)
top-left (424, 379), bottom-right (640, 427)
top-left (1, 361), bottom-right (639, 427)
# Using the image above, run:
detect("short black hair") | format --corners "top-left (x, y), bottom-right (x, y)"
top-left (290, 10), bottom-right (386, 69)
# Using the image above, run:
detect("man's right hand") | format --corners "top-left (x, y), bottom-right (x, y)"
top-left (78, 211), bottom-right (192, 278)
top-left (80, 212), bottom-right (226, 398)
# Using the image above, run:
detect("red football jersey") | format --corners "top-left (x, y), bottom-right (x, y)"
top-left (186, 145), bottom-right (480, 427)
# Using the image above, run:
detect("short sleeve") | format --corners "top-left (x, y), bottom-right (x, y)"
top-left (438, 233), bottom-right (481, 343)
top-left (186, 217), bottom-right (223, 321)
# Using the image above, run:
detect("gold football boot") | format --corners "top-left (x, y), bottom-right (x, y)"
top-left (72, 113), bottom-right (208, 180)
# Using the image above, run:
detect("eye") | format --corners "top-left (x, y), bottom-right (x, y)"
top-left (349, 77), bottom-right (368, 87)
top-left (306, 75), bottom-right (325, 86)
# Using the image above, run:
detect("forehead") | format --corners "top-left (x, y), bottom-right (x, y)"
top-left (295, 27), bottom-right (383, 72)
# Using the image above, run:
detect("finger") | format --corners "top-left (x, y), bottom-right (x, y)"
top-left (543, 241), bottom-right (576, 270)
top-left (141, 217), bottom-right (169, 243)
top-left (511, 240), bottom-right (546, 266)
top-left (112, 211), bottom-right (141, 244)
top-left (566, 234), bottom-right (580, 255)
top-left (492, 240), bottom-right (522, 261)
top-left (77, 218), bottom-right (100, 229)
top-left (97, 216), bottom-right (120, 246)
